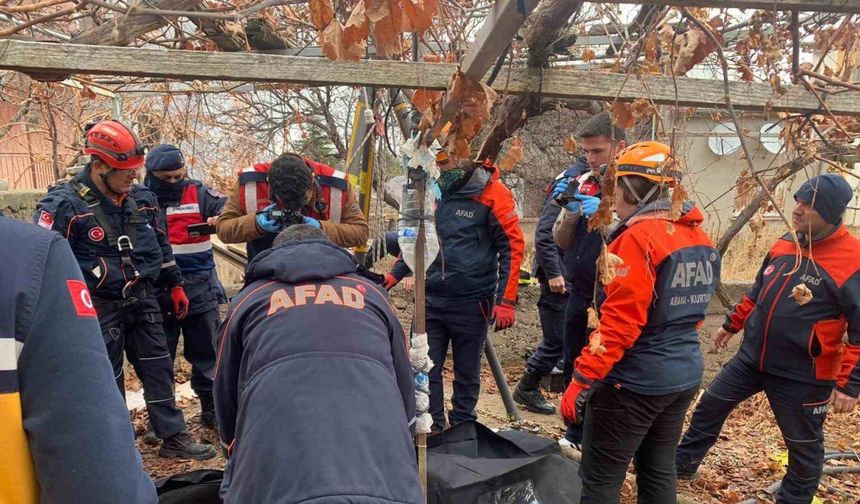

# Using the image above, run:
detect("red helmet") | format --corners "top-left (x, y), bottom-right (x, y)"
top-left (83, 120), bottom-right (145, 170)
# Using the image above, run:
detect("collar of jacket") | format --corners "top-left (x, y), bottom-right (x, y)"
top-left (609, 199), bottom-right (699, 241)
top-left (78, 165), bottom-right (128, 208)
top-left (448, 166), bottom-right (493, 199)
top-left (244, 239), bottom-right (359, 286)
top-left (796, 224), bottom-right (848, 249)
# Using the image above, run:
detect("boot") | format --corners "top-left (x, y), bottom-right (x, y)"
top-left (199, 393), bottom-right (217, 428)
top-left (141, 426), bottom-right (159, 446)
top-left (514, 371), bottom-right (556, 415)
top-left (158, 431), bottom-right (217, 460)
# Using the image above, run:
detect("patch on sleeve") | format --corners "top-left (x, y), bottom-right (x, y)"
top-left (66, 280), bottom-right (97, 318)
top-left (37, 210), bottom-right (54, 229)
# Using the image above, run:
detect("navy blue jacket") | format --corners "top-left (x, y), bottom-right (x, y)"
top-left (149, 179), bottom-right (228, 316)
top-left (34, 166), bottom-right (183, 299)
top-left (214, 240), bottom-right (421, 504)
top-left (724, 227), bottom-right (860, 395)
top-left (392, 166), bottom-right (525, 307)
top-left (0, 216), bottom-right (155, 503)
top-left (555, 169), bottom-right (604, 299)
top-left (532, 163), bottom-right (584, 283)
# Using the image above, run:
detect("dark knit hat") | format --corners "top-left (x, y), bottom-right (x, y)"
top-left (793, 174), bottom-right (853, 225)
top-left (145, 144), bottom-right (184, 172)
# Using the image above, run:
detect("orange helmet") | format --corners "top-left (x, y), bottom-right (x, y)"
top-left (83, 120), bottom-right (145, 170)
top-left (614, 141), bottom-right (681, 185)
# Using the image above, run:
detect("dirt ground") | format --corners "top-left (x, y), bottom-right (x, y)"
top-left (135, 281), bottom-right (860, 503)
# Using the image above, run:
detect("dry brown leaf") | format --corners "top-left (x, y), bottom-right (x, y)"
top-left (309, 0), bottom-right (335, 30)
top-left (320, 21), bottom-right (343, 60)
top-left (582, 48), bottom-right (596, 63)
top-left (597, 243), bottom-right (625, 285)
top-left (611, 102), bottom-right (636, 129)
top-left (411, 89), bottom-right (442, 114)
top-left (673, 28), bottom-right (722, 76)
top-left (81, 85), bottom-right (97, 100)
top-left (668, 182), bottom-right (688, 220)
top-left (373, 2), bottom-right (404, 58)
top-left (587, 161), bottom-right (617, 232)
top-left (643, 31), bottom-right (658, 63)
top-left (586, 307), bottom-right (600, 330)
top-left (365, 0), bottom-right (390, 23)
top-left (749, 210), bottom-right (766, 236)
top-left (564, 134), bottom-right (577, 154)
top-left (588, 331), bottom-right (607, 356)
top-left (342, 0), bottom-right (370, 50)
top-left (435, 70), bottom-right (497, 163)
top-left (499, 136), bottom-right (524, 171)
top-left (791, 283), bottom-right (813, 305)
top-left (401, 0), bottom-right (437, 36)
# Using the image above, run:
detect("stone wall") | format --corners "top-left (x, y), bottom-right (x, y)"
top-left (0, 189), bottom-right (44, 221)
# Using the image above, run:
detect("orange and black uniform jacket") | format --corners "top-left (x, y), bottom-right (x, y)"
top-left (574, 201), bottom-right (720, 395)
top-left (723, 227), bottom-right (860, 397)
top-left (391, 165), bottom-right (524, 307)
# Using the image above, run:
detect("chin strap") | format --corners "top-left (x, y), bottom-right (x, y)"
top-left (621, 176), bottom-right (659, 207)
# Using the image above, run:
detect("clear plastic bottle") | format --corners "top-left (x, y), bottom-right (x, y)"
top-left (397, 182), bottom-right (440, 273)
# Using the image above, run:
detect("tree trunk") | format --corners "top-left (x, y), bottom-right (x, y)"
top-left (70, 0), bottom-right (205, 46)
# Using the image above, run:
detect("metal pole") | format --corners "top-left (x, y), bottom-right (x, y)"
top-left (485, 333), bottom-right (521, 421)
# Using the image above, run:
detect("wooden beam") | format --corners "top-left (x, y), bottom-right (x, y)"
top-left (605, 0), bottom-right (860, 14)
top-left (459, 0), bottom-right (540, 80)
top-left (1, 40), bottom-right (858, 115)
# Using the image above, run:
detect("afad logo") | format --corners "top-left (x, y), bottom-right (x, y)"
top-left (88, 226), bottom-right (105, 242)
top-left (764, 265), bottom-right (776, 276)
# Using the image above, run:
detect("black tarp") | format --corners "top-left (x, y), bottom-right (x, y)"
top-left (156, 421), bottom-right (582, 504)
top-left (427, 421), bottom-right (582, 504)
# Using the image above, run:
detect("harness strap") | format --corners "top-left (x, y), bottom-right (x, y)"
top-left (70, 180), bottom-right (141, 289)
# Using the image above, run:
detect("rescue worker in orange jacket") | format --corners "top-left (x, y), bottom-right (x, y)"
top-left (216, 152), bottom-right (369, 260)
top-left (676, 174), bottom-right (860, 504)
top-left (559, 142), bottom-right (720, 503)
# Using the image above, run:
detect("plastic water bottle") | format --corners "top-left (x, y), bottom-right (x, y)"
top-left (397, 183), bottom-right (440, 274)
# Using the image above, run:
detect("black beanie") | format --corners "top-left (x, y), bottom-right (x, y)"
top-left (793, 174), bottom-right (853, 225)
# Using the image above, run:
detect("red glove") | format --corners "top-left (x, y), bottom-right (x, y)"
top-left (560, 373), bottom-right (593, 426)
top-left (492, 304), bottom-right (516, 330)
top-left (171, 286), bottom-right (190, 320)
top-left (383, 274), bottom-right (400, 291)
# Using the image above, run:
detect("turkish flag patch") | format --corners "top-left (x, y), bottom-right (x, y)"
top-left (37, 210), bottom-right (54, 230)
top-left (67, 280), bottom-right (97, 318)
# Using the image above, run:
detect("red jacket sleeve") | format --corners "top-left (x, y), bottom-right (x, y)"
top-left (723, 253), bottom-right (771, 333)
top-left (483, 181), bottom-right (525, 306)
top-left (575, 231), bottom-right (655, 382)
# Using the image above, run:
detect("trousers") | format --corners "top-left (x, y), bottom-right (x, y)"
top-left (525, 280), bottom-right (567, 376)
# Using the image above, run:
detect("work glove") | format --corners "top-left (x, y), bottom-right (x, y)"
top-left (492, 304), bottom-right (516, 330)
top-left (383, 274), bottom-right (400, 291)
top-left (171, 286), bottom-right (190, 320)
top-left (302, 216), bottom-right (321, 228)
top-left (551, 177), bottom-right (572, 200)
top-left (560, 373), bottom-right (593, 426)
top-left (570, 194), bottom-right (601, 217)
top-left (255, 203), bottom-right (281, 233)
